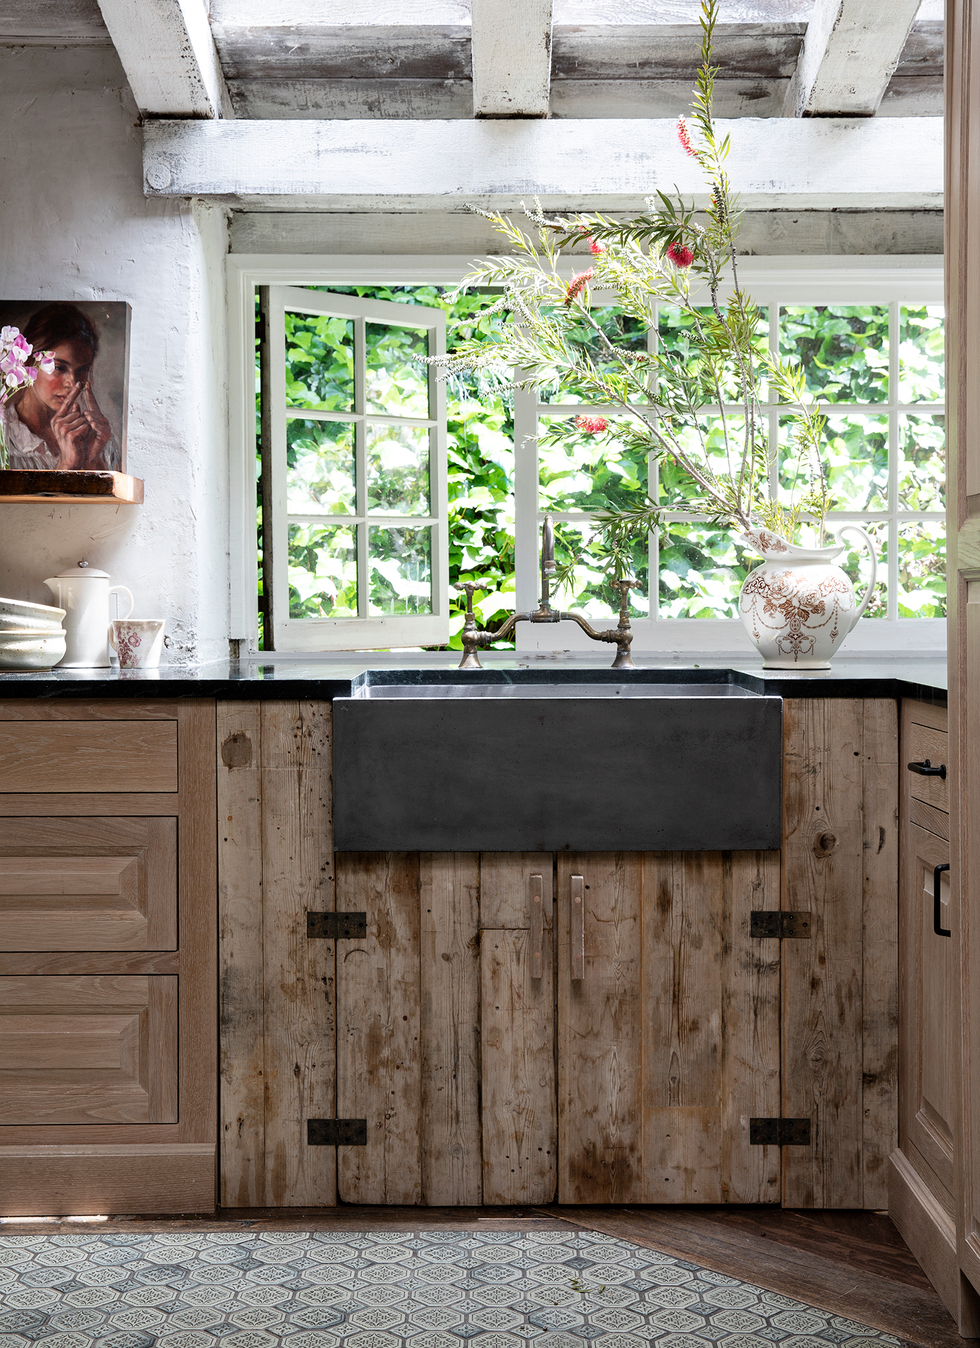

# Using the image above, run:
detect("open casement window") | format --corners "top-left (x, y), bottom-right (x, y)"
top-left (260, 286), bottom-right (448, 651)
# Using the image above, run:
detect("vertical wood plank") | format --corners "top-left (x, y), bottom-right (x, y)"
top-left (217, 701), bottom-right (265, 1207)
top-left (420, 852), bottom-right (482, 1206)
top-left (862, 697), bottom-right (900, 1209)
top-left (782, 698), bottom-right (870, 1208)
top-left (175, 700), bottom-right (218, 1176)
top-left (481, 855), bottom-right (556, 1205)
top-left (721, 850), bottom-right (782, 1204)
top-left (642, 852), bottom-right (723, 1203)
top-left (557, 852), bottom-right (643, 1203)
top-left (337, 852), bottom-right (422, 1205)
top-left (260, 701), bottom-right (336, 1206)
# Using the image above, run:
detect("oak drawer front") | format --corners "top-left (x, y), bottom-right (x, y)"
top-left (0, 817), bottom-right (177, 952)
top-left (0, 722), bottom-right (177, 793)
top-left (0, 975), bottom-right (177, 1125)
top-left (907, 720), bottom-right (949, 814)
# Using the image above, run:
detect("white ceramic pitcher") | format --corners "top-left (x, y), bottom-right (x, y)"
top-left (43, 562), bottom-right (134, 668)
top-left (738, 526), bottom-right (878, 669)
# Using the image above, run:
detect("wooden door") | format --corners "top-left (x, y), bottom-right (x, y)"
top-left (555, 851), bottom-right (781, 1204)
top-left (947, 0), bottom-right (980, 1326)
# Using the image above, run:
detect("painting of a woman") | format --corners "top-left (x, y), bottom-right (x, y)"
top-left (0, 302), bottom-right (126, 471)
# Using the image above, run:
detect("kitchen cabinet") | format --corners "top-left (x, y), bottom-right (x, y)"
top-left (217, 695), bottom-right (900, 1210)
top-left (0, 697), bottom-right (217, 1216)
top-left (889, 700), bottom-right (980, 1333)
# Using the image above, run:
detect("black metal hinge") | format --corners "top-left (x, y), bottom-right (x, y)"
top-left (307, 1119), bottom-right (368, 1146)
top-left (307, 911), bottom-right (367, 939)
top-left (750, 911), bottom-right (812, 939)
top-left (750, 1118), bottom-right (812, 1146)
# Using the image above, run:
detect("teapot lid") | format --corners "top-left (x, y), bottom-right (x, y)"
top-left (52, 560), bottom-right (110, 579)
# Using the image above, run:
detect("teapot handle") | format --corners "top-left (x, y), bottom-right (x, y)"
top-left (109, 585), bottom-right (135, 621)
top-left (835, 525), bottom-right (878, 623)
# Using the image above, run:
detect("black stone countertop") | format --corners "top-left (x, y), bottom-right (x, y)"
top-left (0, 653), bottom-right (948, 705)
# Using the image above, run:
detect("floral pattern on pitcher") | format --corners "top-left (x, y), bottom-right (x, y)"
top-left (738, 526), bottom-right (877, 669)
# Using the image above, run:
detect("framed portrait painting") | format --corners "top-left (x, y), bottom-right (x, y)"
top-left (0, 300), bottom-right (131, 474)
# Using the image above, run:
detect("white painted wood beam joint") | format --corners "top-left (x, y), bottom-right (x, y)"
top-left (471, 0), bottom-right (554, 117)
top-left (783, 0), bottom-right (920, 117)
top-left (97, 0), bottom-right (233, 118)
top-left (141, 116), bottom-right (943, 210)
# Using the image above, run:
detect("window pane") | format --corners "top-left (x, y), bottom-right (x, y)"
top-left (369, 526), bottom-right (432, 614)
top-left (366, 424), bottom-right (430, 515)
top-left (659, 305), bottom-right (768, 403)
top-left (287, 524), bottom-right (357, 618)
top-left (897, 520), bottom-right (946, 617)
top-left (832, 521), bottom-right (888, 619)
top-left (548, 519), bottom-right (649, 619)
top-left (899, 413), bottom-right (945, 511)
top-left (366, 322), bottom-right (430, 417)
top-left (286, 419), bottom-right (356, 516)
top-left (779, 306), bottom-right (889, 403)
top-left (540, 305), bottom-right (649, 404)
top-left (899, 305), bottom-right (945, 403)
top-left (538, 416), bottom-right (647, 513)
top-left (285, 314), bottom-right (354, 412)
top-left (659, 524), bottom-right (754, 619)
top-left (780, 413), bottom-right (888, 512)
top-left (661, 416), bottom-right (749, 510)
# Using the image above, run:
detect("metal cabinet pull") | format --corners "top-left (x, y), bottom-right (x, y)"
top-left (529, 873), bottom-right (544, 979)
top-left (570, 874), bottom-right (585, 980)
top-left (934, 863), bottom-right (951, 937)
top-left (908, 759), bottom-right (947, 779)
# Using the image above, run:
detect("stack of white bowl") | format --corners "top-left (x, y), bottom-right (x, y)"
top-left (0, 597), bottom-right (67, 670)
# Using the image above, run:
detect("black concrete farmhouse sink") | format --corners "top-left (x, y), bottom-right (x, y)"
top-left (332, 675), bottom-right (782, 853)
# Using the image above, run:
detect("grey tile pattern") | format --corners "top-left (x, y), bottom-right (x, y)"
top-left (0, 1230), bottom-right (903, 1348)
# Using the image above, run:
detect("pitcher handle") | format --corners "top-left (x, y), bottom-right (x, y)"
top-left (835, 525), bottom-right (878, 622)
top-left (109, 585), bottom-right (135, 621)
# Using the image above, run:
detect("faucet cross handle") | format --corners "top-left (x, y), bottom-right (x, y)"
top-left (610, 577), bottom-right (641, 621)
top-left (453, 579), bottom-right (493, 615)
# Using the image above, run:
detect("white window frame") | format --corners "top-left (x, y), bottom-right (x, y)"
top-left (228, 254), bottom-right (945, 657)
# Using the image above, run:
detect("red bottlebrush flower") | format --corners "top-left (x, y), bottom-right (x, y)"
top-left (574, 414), bottom-right (609, 434)
top-left (667, 241), bottom-right (695, 268)
top-left (564, 267), bottom-right (594, 306)
top-left (588, 237), bottom-right (605, 256)
top-left (676, 116), bottom-right (698, 159)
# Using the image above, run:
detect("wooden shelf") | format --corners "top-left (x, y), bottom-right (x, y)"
top-left (0, 470), bottom-right (143, 503)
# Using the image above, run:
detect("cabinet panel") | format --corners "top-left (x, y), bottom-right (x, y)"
top-left (0, 975), bottom-right (177, 1125)
top-left (557, 851), bottom-right (780, 1206)
top-left (0, 817), bottom-right (177, 951)
top-left (907, 719), bottom-right (950, 814)
top-left (0, 721), bottom-right (177, 793)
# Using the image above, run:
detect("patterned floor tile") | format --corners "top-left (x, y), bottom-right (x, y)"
top-left (0, 1229), bottom-right (905, 1348)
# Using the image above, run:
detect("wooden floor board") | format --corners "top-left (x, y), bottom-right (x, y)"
top-left (0, 1203), bottom-right (961, 1348)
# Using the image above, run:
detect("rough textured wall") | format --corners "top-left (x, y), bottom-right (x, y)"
top-left (0, 45), bottom-right (230, 665)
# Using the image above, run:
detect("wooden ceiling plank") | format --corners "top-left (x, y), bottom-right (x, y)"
top-left (95, 0), bottom-right (233, 118)
top-left (471, 0), bottom-right (554, 117)
top-left (783, 0), bottom-right (921, 117)
top-left (142, 115), bottom-right (943, 210)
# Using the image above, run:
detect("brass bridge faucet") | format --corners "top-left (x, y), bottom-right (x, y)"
top-left (453, 516), bottom-right (638, 670)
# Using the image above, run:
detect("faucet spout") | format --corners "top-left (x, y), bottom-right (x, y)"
top-left (540, 514), bottom-right (556, 614)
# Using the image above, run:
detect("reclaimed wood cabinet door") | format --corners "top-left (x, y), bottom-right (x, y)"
top-left (555, 851), bottom-right (781, 1205)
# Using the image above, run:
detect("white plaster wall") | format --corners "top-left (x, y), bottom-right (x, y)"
top-left (0, 44), bottom-right (230, 664)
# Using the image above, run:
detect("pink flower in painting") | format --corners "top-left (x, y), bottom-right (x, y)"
top-left (667, 242), bottom-right (695, 268)
top-left (564, 268), bottom-right (594, 306)
top-left (677, 116), bottom-right (698, 158)
top-left (575, 414), bottom-right (609, 434)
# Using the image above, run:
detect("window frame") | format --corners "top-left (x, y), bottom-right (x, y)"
top-left (227, 254), bottom-right (946, 657)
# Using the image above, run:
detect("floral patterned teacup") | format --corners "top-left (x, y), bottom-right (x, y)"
top-left (110, 618), bottom-right (166, 669)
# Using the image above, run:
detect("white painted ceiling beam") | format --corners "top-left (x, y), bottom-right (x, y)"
top-left (142, 116), bottom-right (942, 210)
top-left (783, 0), bottom-right (920, 117)
top-left (96, 0), bottom-right (233, 118)
top-left (471, 0), bottom-right (554, 116)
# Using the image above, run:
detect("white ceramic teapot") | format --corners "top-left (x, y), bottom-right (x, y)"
top-left (43, 562), bottom-right (134, 668)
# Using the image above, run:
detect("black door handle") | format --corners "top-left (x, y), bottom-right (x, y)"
top-left (908, 759), bottom-right (947, 778)
top-left (934, 863), bottom-right (951, 937)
